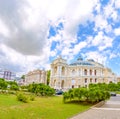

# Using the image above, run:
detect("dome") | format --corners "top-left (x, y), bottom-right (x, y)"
top-left (87, 59), bottom-right (95, 62)
top-left (77, 56), bottom-right (83, 61)
top-left (70, 60), bottom-right (94, 66)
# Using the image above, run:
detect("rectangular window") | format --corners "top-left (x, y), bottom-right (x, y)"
top-left (78, 85), bottom-right (81, 88)
top-left (95, 78), bottom-right (97, 83)
top-left (85, 78), bottom-right (87, 83)
top-left (90, 78), bottom-right (92, 83)
top-left (72, 85), bottom-right (74, 88)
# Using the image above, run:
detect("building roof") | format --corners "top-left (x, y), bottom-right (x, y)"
top-left (70, 56), bottom-right (104, 67)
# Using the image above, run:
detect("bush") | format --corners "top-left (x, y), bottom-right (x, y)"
top-left (10, 84), bottom-right (19, 91)
top-left (28, 83), bottom-right (55, 96)
top-left (63, 87), bottom-right (110, 103)
top-left (29, 95), bottom-right (35, 101)
top-left (8, 90), bottom-right (16, 94)
top-left (17, 93), bottom-right (29, 103)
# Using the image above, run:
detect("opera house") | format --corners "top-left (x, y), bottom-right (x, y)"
top-left (50, 56), bottom-right (117, 90)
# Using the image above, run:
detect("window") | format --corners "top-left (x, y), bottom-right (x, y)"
top-left (72, 69), bottom-right (75, 76)
top-left (54, 80), bottom-right (56, 86)
top-left (78, 85), bottom-right (81, 88)
top-left (54, 66), bottom-right (57, 75)
top-left (62, 66), bottom-right (65, 75)
top-left (90, 78), bottom-right (92, 83)
top-left (84, 69), bottom-right (87, 75)
top-left (79, 69), bottom-right (81, 76)
top-left (95, 78), bottom-right (97, 83)
top-left (94, 70), bottom-right (97, 75)
top-left (85, 78), bottom-right (87, 83)
top-left (72, 79), bottom-right (75, 85)
top-left (90, 69), bottom-right (92, 75)
top-left (85, 85), bottom-right (87, 88)
top-left (72, 85), bottom-right (74, 88)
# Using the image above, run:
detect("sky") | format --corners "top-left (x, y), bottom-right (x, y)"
top-left (0, 0), bottom-right (120, 76)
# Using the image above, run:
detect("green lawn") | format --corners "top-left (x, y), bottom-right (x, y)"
top-left (0, 94), bottom-right (92, 119)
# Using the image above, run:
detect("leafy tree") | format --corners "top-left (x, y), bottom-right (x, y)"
top-left (47, 70), bottom-right (51, 85)
top-left (0, 78), bottom-right (8, 90)
top-left (63, 87), bottom-right (110, 103)
top-left (7, 80), bottom-right (18, 86)
top-left (21, 75), bottom-right (25, 79)
top-left (68, 89), bottom-right (74, 100)
top-left (63, 92), bottom-right (70, 103)
top-left (108, 82), bottom-right (118, 91)
top-left (28, 83), bottom-right (55, 96)
top-left (10, 84), bottom-right (19, 91)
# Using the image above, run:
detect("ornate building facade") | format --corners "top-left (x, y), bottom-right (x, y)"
top-left (50, 56), bottom-right (117, 90)
top-left (25, 69), bottom-right (47, 85)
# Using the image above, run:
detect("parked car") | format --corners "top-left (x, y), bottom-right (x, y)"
top-left (110, 92), bottom-right (116, 96)
top-left (55, 90), bottom-right (63, 95)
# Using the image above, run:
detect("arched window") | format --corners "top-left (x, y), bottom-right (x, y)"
top-left (90, 69), bottom-right (92, 75)
top-left (54, 80), bottom-right (56, 86)
top-left (79, 69), bottom-right (81, 76)
top-left (84, 69), bottom-right (87, 75)
top-left (94, 70), bottom-right (97, 75)
top-left (62, 66), bottom-right (65, 75)
top-left (72, 79), bottom-right (75, 84)
top-left (61, 80), bottom-right (64, 89)
top-left (95, 78), bottom-right (97, 83)
top-left (90, 78), bottom-right (92, 83)
top-left (72, 69), bottom-right (75, 76)
top-left (54, 66), bottom-right (57, 75)
top-left (85, 78), bottom-right (87, 83)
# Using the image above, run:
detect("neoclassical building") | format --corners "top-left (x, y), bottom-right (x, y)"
top-left (50, 56), bottom-right (117, 90)
top-left (25, 69), bottom-right (47, 85)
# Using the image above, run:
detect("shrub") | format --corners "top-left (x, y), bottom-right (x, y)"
top-left (8, 90), bottom-right (16, 94)
top-left (29, 95), bottom-right (35, 101)
top-left (28, 83), bottom-right (55, 96)
top-left (63, 92), bottom-right (70, 103)
top-left (63, 87), bottom-right (110, 103)
top-left (17, 93), bottom-right (29, 103)
top-left (10, 84), bottom-right (19, 91)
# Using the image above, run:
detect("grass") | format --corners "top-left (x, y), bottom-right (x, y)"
top-left (0, 94), bottom-right (92, 119)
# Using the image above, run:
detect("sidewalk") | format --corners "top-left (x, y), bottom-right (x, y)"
top-left (69, 108), bottom-right (120, 119)
top-left (69, 95), bottom-right (120, 119)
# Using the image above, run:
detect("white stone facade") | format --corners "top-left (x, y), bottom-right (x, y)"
top-left (25, 69), bottom-right (47, 85)
top-left (50, 56), bottom-right (117, 90)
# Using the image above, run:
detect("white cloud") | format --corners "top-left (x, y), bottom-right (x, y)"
top-left (50, 50), bottom-right (57, 57)
top-left (0, 0), bottom-right (119, 75)
top-left (73, 41), bottom-right (87, 55)
top-left (0, 19), bottom-right (9, 37)
top-left (114, 28), bottom-right (120, 36)
top-left (109, 53), bottom-right (117, 59)
top-left (91, 31), bottom-right (113, 51)
top-left (94, 15), bottom-right (108, 31)
top-left (115, 0), bottom-right (120, 9)
top-left (85, 51), bottom-right (107, 65)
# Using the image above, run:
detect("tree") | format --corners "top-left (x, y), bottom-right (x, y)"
top-left (10, 84), bottom-right (19, 91)
top-left (28, 83), bottom-right (55, 96)
top-left (21, 75), bottom-right (25, 79)
top-left (47, 70), bottom-right (51, 85)
top-left (0, 78), bottom-right (8, 90)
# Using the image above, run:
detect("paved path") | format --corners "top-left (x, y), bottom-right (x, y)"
top-left (70, 95), bottom-right (120, 119)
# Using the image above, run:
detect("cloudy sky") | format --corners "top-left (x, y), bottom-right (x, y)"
top-left (0, 0), bottom-right (120, 76)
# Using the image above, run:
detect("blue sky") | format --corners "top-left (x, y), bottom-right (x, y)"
top-left (0, 0), bottom-right (120, 76)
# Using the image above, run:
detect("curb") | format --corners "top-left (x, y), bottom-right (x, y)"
top-left (91, 101), bottom-right (105, 109)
